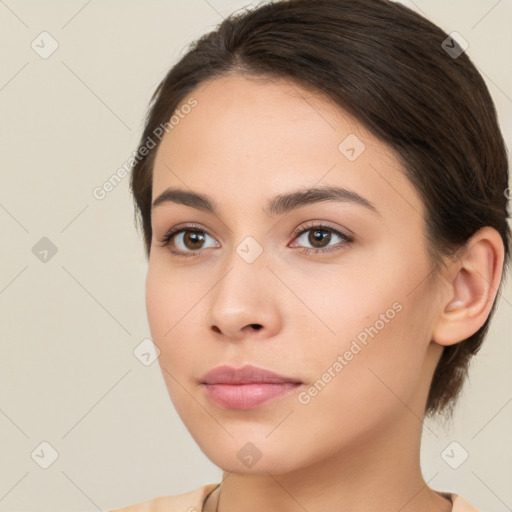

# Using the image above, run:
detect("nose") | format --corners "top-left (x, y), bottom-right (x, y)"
top-left (211, 322), bottom-right (263, 335)
top-left (205, 257), bottom-right (282, 341)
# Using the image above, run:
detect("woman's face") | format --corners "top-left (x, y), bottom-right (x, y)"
top-left (146, 75), bottom-right (445, 473)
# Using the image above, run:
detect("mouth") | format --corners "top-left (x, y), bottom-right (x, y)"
top-left (200, 364), bottom-right (303, 409)
top-left (202, 382), bottom-right (302, 409)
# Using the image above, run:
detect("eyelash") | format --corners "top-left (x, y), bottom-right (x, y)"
top-left (157, 222), bottom-right (354, 258)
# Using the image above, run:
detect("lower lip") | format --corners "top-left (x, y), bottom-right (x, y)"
top-left (202, 382), bottom-right (301, 409)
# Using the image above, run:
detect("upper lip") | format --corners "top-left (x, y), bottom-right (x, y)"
top-left (200, 364), bottom-right (302, 385)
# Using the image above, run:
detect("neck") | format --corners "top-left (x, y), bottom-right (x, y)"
top-left (206, 412), bottom-right (451, 512)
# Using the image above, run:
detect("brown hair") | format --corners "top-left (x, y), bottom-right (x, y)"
top-left (129, 0), bottom-right (511, 417)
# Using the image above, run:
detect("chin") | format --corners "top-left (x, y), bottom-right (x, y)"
top-left (194, 434), bottom-right (308, 475)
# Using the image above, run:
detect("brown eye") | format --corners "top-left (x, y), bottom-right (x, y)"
top-left (291, 223), bottom-right (354, 255)
top-left (158, 225), bottom-right (220, 258)
top-left (182, 230), bottom-right (206, 250)
top-left (307, 228), bottom-right (332, 248)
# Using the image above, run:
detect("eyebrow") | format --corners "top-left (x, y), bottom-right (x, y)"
top-left (151, 185), bottom-right (379, 216)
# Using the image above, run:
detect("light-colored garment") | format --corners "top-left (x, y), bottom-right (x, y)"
top-left (108, 483), bottom-right (219, 512)
top-left (108, 483), bottom-right (482, 512)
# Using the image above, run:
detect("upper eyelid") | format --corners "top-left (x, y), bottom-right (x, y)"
top-left (165, 221), bottom-right (346, 235)
top-left (292, 221), bottom-right (352, 238)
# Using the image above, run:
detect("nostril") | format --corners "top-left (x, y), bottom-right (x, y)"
top-left (250, 324), bottom-right (263, 330)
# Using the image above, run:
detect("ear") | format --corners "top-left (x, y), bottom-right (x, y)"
top-left (432, 226), bottom-right (505, 347)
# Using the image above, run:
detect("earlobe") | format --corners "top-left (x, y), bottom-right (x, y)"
top-left (432, 227), bottom-right (505, 347)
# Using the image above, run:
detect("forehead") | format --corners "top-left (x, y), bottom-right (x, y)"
top-left (157, 74), bottom-right (364, 160)
top-left (152, 74), bottom-right (424, 224)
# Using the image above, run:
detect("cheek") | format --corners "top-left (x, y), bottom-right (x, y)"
top-left (145, 263), bottom-right (168, 341)
top-left (145, 260), bottom-right (208, 378)
top-left (307, 253), bottom-right (434, 407)
top-left (145, 287), bottom-right (211, 439)
top-left (145, 268), bottom-right (190, 405)
top-left (292, 300), bottom-right (431, 450)
top-left (145, 256), bottom-right (197, 339)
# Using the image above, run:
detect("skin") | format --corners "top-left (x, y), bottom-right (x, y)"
top-left (146, 74), bottom-right (504, 512)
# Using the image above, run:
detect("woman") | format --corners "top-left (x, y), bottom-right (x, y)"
top-left (110, 0), bottom-right (510, 510)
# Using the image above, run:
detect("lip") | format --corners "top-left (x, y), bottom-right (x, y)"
top-left (200, 364), bottom-right (302, 385)
top-left (200, 365), bottom-right (303, 410)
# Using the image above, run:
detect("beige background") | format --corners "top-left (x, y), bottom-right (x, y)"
top-left (1, 1), bottom-right (511, 510)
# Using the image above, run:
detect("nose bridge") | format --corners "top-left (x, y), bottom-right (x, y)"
top-left (214, 239), bottom-right (269, 309)
top-left (217, 222), bottom-right (271, 289)
top-left (205, 236), bottom-right (281, 338)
